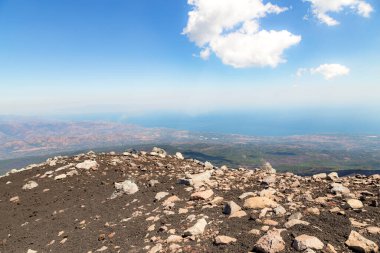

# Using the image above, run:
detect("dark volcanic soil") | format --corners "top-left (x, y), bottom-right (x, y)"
top-left (0, 150), bottom-right (379, 253)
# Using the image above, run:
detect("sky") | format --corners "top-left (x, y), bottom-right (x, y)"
top-left (0, 0), bottom-right (379, 116)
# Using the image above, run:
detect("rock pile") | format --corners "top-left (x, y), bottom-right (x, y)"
top-left (0, 148), bottom-right (379, 252)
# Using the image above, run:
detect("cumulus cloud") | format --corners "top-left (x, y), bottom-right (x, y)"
top-left (183, 0), bottom-right (301, 68)
top-left (297, 64), bottom-right (350, 80)
top-left (304, 0), bottom-right (373, 26)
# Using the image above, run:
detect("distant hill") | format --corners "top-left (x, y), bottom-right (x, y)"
top-left (0, 118), bottom-right (380, 175)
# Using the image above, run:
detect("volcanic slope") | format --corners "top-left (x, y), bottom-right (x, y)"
top-left (0, 148), bottom-right (379, 253)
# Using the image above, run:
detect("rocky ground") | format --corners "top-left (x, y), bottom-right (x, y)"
top-left (0, 148), bottom-right (379, 253)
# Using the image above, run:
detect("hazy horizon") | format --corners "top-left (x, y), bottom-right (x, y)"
top-left (2, 107), bottom-right (380, 136)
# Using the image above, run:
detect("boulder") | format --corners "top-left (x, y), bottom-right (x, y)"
top-left (366, 226), bottom-right (380, 235)
top-left (345, 230), bottom-right (379, 253)
top-left (292, 234), bottom-right (324, 251)
top-left (253, 229), bottom-right (285, 253)
top-left (239, 192), bottom-right (255, 199)
top-left (312, 173), bottom-right (327, 180)
top-left (274, 205), bottom-right (287, 216)
top-left (331, 183), bottom-right (350, 195)
top-left (22, 181), bottom-right (38, 190)
top-left (179, 171), bottom-right (213, 187)
top-left (261, 162), bottom-right (276, 174)
top-left (115, 180), bottom-right (138, 194)
top-left (190, 189), bottom-right (214, 200)
top-left (152, 147), bottom-right (167, 157)
top-left (166, 235), bottom-right (183, 243)
top-left (76, 160), bottom-right (98, 171)
top-left (214, 235), bottom-right (237, 245)
top-left (162, 195), bottom-right (180, 207)
top-left (223, 201), bottom-right (241, 215)
top-left (347, 199), bottom-right (364, 209)
top-left (284, 219), bottom-right (310, 228)
top-left (175, 152), bottom-right (184, 160)
top-left (204, 161), bottom-right (214, 169)
top-left (229, 210), bottom-right (247, 218)
top-left (183, 218), bottom-right (207, 236)
top-left (262, 176), bottom-right (276, 185)
top-left (54, 174), bottom-right (67, 180)
top-left (110, 180), bottom-right (138, 199)
top-left (327, 172), bottom-right (339, 181)
top-left (244, 197), bottom-right (278, 209)
top-left (9, 196), bottom-right (20, 203)
top-left (155, 192), bottom-right (169, 201)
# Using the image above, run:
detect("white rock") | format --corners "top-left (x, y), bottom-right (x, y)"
top-left (261, 162), bottom-right (276, 174)
top-left (148, 243), bottom-right (162, 253)
top-left (175, 152), bottom-right (184, 160)
top-left (292, 234), bottom-right (324, 251)
top-left (76, 160), bottom-right (98, 170)
top-left (166, 235), bottom-right (183, 243)
top-left (190, 189), bottom-right (214, 200)
top-left (115, 180), bottom-right (138, 194)
top-left (345, 230), bottom-right (379, 253)
top-left (254, 229), bottom-right (285, 253)
top-left (327, 172), bottom-right (339, 181)
top-left (155, 192), bottom-right (169, 201)
top-left (223, 201), bottom-right (241, 215)
top-left (204, 161), bottom-right (214, 169)
top-left (347, 199), bottom-right (364, 209)
top-left (331, 183), bottom-right (350, 195)
top-left (110, 180), bottom-right (139, 199)
top-left (96, 246), bottom-right (108, 252)
top-left (66, 169), bottom-right (78, 177)
top-left (239, 192), bottom-right (255, 199)
top-left (214, 235), bottom-right (237, 245)
top-left (10, 196), bottom-right (20, 203)
top-left (312, 173), bottom-right (327, 180)
top-left (274, 205), bottom-right (287, 216)
top-left (180, 170), bottom-right (213, 187)
top-left (243, 197), bottom-right (278, 209)
top-left (366, 226), bottom-right (380, 235)
top-left (152, 147), bottom-right (166, 157)
top-left (285, 219), bottom-right (310, 228)
top-left (184, 218), bottom-right (207, 236)
top-left (54, 174), bottom-right (67, 180)
top-left (22, 181), bottom-right (38, 190)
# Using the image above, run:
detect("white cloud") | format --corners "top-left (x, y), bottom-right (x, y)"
top-left (305, 0), bottom-right (373, 26)
top-left (183, 0), bottom-right (301, 68)
top-left (296, 68), bottom-right (308, 77)
top-left (297, 64), bottom-right (350, 80)
top-left (199, 48), bottom-right (211, 60)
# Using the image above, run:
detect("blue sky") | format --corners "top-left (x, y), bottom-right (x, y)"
top-left (0, 0), bottom-right (379, 115)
